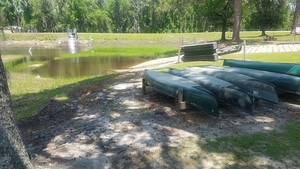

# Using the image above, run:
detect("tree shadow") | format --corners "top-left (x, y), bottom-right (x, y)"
top-left (17, 71), bottom-right (300, 168)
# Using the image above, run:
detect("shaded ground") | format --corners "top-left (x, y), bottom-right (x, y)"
top-left (6, 38), bottom-right (299, 168)
top-left (18, 62), bottom-right (300, 168)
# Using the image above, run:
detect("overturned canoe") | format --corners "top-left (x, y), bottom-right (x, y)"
top-left (143, 69), bottom-right (219, 117)
top-left (199, 66), bottom-right (300, 95)
top-left (223, 59), bottom-right (300, 77)
top-left (181, 42), bottom-right (218, 62)
top-left (184, 66), bottom-right (279, 104)
top-left (169, 68), bottom-right (253, 113)
top-left (217, 45), bottom-right (242, 55)
top-left (181, 42), bottom-right (217, 52)
top-left (182, 53), bottom-right (218, 62)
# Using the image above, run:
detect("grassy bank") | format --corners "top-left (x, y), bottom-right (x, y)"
top-left (59, 45), bottom-right (178, 59)
top-left (9, 71), bottom-right (117, 121)
top-left (2, 31), bottom-right (298, 44)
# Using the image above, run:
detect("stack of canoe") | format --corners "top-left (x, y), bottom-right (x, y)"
top-left (143, 60), bottom-right (300, 118)
top-left (181, 42), bottom-right (218, 62)
top-left (222, 59), bottom-right (300, 95)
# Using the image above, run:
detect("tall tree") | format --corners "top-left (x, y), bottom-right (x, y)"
top-left (232, 0), bottom-right (242, 41)
top-left (0, 54), bottom-right (34, 169)
top-left (202, 0), bottom-right (234, 40)
top-left (1, 0), bottom-right (15, 28)
top-left (107, 0), bottom-right (132, 33)
top-left (0, 1), bottom-right (7, 30)
top-left (85, 1), bottom-right (111, 32)
top-left (291, 0), bottom-right (300, 34)
top-left (27, 0), bottom-right (56, 32)
top-left (12, 0), bottom-right (25, 28)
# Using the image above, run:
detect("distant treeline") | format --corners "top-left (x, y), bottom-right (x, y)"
top-left (0, 0), bottom-right (298, 35)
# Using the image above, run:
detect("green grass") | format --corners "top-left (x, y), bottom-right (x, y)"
top-left (9, 72), bottom-right (116, 121)
top-left (78, 31), bottom-right (297, 44)
top-left (3, 31), bottom-right (298, 44)
top-left (78, 32), bottom-right (221, 43)
top-left (239, 31), bottom-right (296, 42)
top-left (199, 121), bottom-right (300, 168)
top-left (3, 32), bottom-right (66, 41)
top-left (59, 45), bottom-right (178, 59)
top-left (158, 122), bottom-right (300, 168)
top-left (5, 58), bottom-right (47, 72)
top-left (221, 52), bottom-right (300, 63)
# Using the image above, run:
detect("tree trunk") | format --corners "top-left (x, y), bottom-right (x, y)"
top-left (232, 0), bottom-right (242, 41)
top-left (221, 19), bottom-right (227, 41)
top-left (261, 29), bottom-right (266, 36)
top-left (291, 0), bottom-right (300, 34)
top-left (0, 54), bottom-right (34, 169)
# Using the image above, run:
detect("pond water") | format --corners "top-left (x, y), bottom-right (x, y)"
top-left (2, 45), bottom-right (154, 78)
top-left (32, 56), bottom-right (152, 78)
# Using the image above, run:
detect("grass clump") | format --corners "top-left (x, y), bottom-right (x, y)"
top-left (5, 58), bottom-right (47, 72)
top-left (157, 122), bottom-right (300, 168)
top-left (9, 71), bottom-right (116, 121)
top-left (199, 122), bottom-right (300, 168)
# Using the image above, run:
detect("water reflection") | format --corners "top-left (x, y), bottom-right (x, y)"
top-left (2, 46), bottom-right (155, 78)
top-left (67, 39), bottom-right (78, 54)
top-left (32, 56), bottom-right (152, 78)
top-left (2, 46), bottom-right (71, 61)
top-left (67, 28), bottom-right (79, 54)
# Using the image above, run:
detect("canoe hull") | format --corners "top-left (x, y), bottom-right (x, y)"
top-left (169, 68), bottom-right (253, 113)
top-left (223, 59), bottom-right (300, 77)
top-left (197, 66), bottom-right (300, 95)
top-left (143, 69), bottom-right (219, 117)
top-left (184, 66), bottom-right (279, 103)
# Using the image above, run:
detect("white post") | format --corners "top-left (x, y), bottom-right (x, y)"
top-left (243, 40), bottom-right (246, 60)
top-left (205, 31), bottom-right (208, 42)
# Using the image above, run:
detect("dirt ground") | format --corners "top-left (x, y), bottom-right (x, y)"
top-left (17, 56), bottom-right (300, 168)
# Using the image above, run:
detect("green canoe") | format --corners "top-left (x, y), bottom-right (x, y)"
top-left (184, 66), bottom-right (279, 104)
top-left (143, 69), bottom-right (219, 117)
top-left (201, 66), bottom-right (300, 95)
top-left (217, 45), bottom-right (242, 55)
top-left (169, 68), bottom-right (253, 114)
top-left (181, 42), bottom-right (217, 52)
top-left (182, 53), bottom-right (218, 62)
top-left (223, 59), bottom-right (300, 77)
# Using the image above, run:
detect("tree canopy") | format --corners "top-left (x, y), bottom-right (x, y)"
top-left (245, 0), bottom-right (289, 36)
top-left (0, 0), bottom-right (298, 39)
